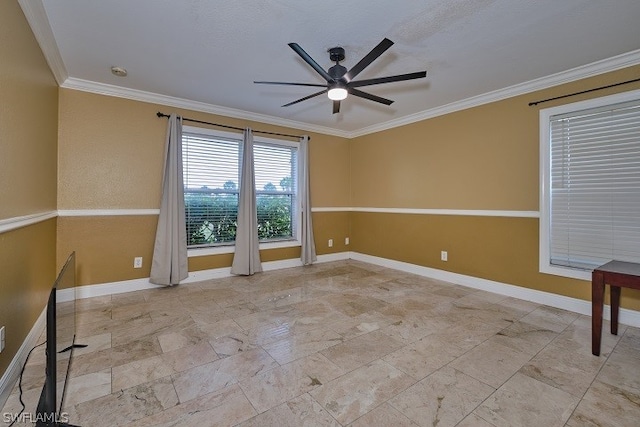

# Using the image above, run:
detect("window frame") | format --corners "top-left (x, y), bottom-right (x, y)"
top-left (539, 88), bottom-right (640, 280)
top-left (182, 125), bottom-right (302, 258)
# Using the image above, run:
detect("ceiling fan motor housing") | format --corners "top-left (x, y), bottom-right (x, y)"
top-left (329, 64), bottom-right (347, 80)
top-left (328, 46), bottom-right (345, 63)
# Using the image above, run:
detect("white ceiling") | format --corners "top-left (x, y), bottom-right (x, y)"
top-left (21, 0), bottom-right (640, 137)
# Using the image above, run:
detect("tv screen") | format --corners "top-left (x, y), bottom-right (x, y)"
top-left (36, 252), bottom-right (78, 426)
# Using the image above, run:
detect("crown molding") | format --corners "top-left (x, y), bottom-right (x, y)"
top-left (61, 78), bottom-right (351, 139)
top-left (63, 48), bottom-right (640, 139)
top-left (20, 0), bottom-right (640, 140)
top-left (350, 49), bottom-right (640, 138)
top-left (18, 0), bottom-right (67, 85)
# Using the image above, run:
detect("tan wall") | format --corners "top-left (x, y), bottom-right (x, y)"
top-left (350, 64), bottom-right (640, 310)
top-left (57, 89), bottom-right (351, 282)
top-left (0, 0), bottom-right (58, 376)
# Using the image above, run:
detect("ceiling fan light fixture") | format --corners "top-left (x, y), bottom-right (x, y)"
top-left (328, 86), bottom-right (347, 101)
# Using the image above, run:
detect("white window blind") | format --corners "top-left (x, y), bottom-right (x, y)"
top-left (183, 133), bottom-right (240, 247)
top-left (182, 128), bottom-right (300, 248)
top-left (549, 99), bottom-right (640, 270)
top-left (254, 142), bottom-right (298, 242)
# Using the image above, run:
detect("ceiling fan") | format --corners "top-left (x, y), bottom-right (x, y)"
top-left (254, 38), bottom-right (427, 114)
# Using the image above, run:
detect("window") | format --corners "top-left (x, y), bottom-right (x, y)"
top-left (182, 126), bottom-right (300, 251)
top-left (540, 89), bottom-right (640, 280)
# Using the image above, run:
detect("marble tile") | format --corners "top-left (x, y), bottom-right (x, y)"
top-left (518, 306), bottom-right (579, 333)
top-left (239, 393), bottom-right (338, 426)
top-left (617, 325), bottom-right (640, 353)
top-left (111, 355), bottom-right (175, 392)
top-left (321, 330), bottom-right (403, 371)
top-left (172, 348), bottom-right (278, 402)
top-left (110, 290), bottom-right (146, 306)
top-left (110, 316), bottom-right (196, 348)
top-left (110, 302), bottom-right (152, 321)
top-left (519, 339), bottom-right (606, 397)
top-left (73, 377), bottom-right (179, 426)
top-left (1, 383), bottom-right (45, 419)
top-left (223, 301), bottom-right (260, 318)
top-left (432, 282), bottom-right (476, 299)
top-left (474, 373), bottom-right (579, 427)
top-left (233, 305), bottom-right (298, 331)
top-left (65, 369), bottom-right (111, 406)
top-left (310, 359), bottom-right (415, 425)
top-left (383, 333), bottom-right (467, 380)
top-left (9, 260), bottom-right (639, 427)
top-left (197, 318), bottom-right (245, 341)
top-left (348, 402), bottom-right (418, 427)
top-left (71, 332), bottom-right (112, 357)
top-left (327, 311), bottom-right (394, 340)
top-left (156, 323), bottom-right (209, 353)
top-left (209, 330), bottom-right (259, 358)
top-left (239, 353), bottom-right (344, 413)
top-left (428, 317), bottom-right (504, 352)
top-left (262, 327), bottom-right (343, 365)
top-left (74, 294), bottom-right (112, 312)
top-left (596, 350), bottom-right (640, 395)
top-left (565, 380), bottom-right (640, 427)
top-left (74, 306), bottom-right (112, 326)
top-left (389, 367), bottom-right (494, 427)
top-left (128, 384), bottom-right (256, 427)
top-left (188, 307), bottom-right (228, 325)
top-left (449, 340), bottom-right (533, 388)
top-left (490, 320), bottom-right (557, 355)
top-left (160, 341), bottom-right (219, 372)
top-left (322, 293), bottom-right (389, 317)
top-left (75, 313), bottom-right (153, 340)
top-left (379, 313), bottom-right (452, 344)
top-left (70, 335), bottom-right (163, 378)
top-left (456, 413), bottom-right (497, 427)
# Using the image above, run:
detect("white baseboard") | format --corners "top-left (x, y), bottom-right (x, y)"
top-left (349, 252), bottom-right (640, 328)
top-left (57, 249), bottom-right (640, 326)
top-left (57, 252), bottom-right (351, 300)
top-left (0, 307), bottom-right (46, 412)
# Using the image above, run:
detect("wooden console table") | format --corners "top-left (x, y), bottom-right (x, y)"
top-left (592, 260), bottom-right (640, 356)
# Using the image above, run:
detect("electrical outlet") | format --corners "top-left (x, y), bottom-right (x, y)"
top-left (0, 326), bottom-right (5, 353)
top-left (134, 257), bottom-right (143, 268)
top-left (441, 251), bottom-right (448, 261)
top-left (345, 237), bottom-right (350, 245)
top-left (328, 239), bottom-right (333, 248)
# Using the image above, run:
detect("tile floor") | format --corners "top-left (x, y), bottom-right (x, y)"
top-left (2, 260), bottom-right (640, 426)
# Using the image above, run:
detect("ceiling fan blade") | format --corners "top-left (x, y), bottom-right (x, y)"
top-left (349, 88), bottom-right (394, 105)
top-left (343, 38), bottom-right (394, 83)
top-left (348, 71), bottom-right (427, 88)
top-left (254, 81), bottom-right (328, 88)
top-left (282, 89), bottom-right (327, 107)
top-left (333, 100), bottom-right (341, 114)
top-left (288, 43), bottom-right (334, 82)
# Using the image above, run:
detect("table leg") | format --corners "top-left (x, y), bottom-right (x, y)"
top-left (610, 285), bottom-right (620, 335)
top-left (592, 270), bottom-right (605, 356)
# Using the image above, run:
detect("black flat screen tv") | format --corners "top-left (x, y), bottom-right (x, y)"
top-left (35, 252), bottom-right (81, 427)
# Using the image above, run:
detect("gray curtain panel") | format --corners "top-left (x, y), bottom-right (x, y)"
top-left (150, 114), bottom-right (189, 285)
top-left (231, 128), bottom-right (263, 275)
top-left (300, 135), bottom-right (317, 265)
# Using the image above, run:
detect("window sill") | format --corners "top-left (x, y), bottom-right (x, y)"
top-left (539, 263), bottom-right (591, 281)
top-left (187, 239), bottom-right (301, 258)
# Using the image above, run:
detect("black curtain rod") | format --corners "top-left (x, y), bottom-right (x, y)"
top-left (528, 77), bottom-right (640, 106)
top-left (156, 112), bottom-right (307, 140)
